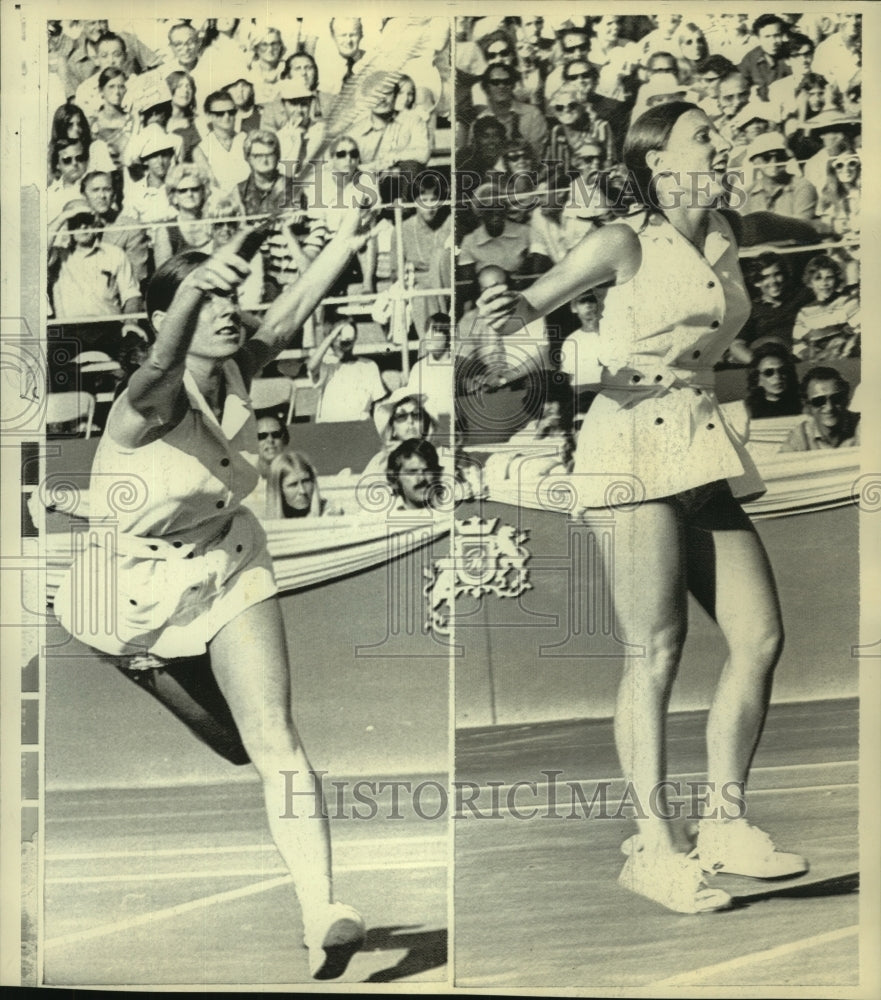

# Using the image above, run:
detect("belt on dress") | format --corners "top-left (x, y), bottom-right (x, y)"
top-left (82, 514), bottom-right (235, 562)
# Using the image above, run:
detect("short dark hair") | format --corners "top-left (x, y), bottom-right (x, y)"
top-left (204, 89), bottom-right (234, 114)
top-left (786, 32), bottom-right (814, 55)
top-left (97, 31), bottom-right (126, 53)
top-left (145, 250), bottom-right (208, 322)
top-left (753, 14), bottom-right (786, 36)
top-left (563, 60), bottom-right (599, 82)
top-left (695, 54), bottom-right (736, 78)
top-left (482, 63), bottom-right (519, 88)
top-left (800, 366), bottom-right (849, 400)
top-left (386, 438), bottom-right (442, 484)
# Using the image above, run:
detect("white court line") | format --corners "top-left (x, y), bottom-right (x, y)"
top-left (48, 834), bottom-right (446, 862)
top-left (46, 860), bottom-right (446, 949)
top-left (649, 924), bottom-right (859, 986)
top-left (45, 875), bottom-right (293, 949)
top-left (47, 859), bottom-right (447, 885)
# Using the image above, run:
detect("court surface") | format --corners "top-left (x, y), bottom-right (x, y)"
top-left (43, 774), bottom-right (448, 986)
top-left (454, 697), bottom-right (859, 990)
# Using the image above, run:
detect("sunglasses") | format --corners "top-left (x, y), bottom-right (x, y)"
top-left (175, 186), bottom-right (202, 194)
top-left (486, 47), bottom-right (511, 58)
top-left (334, 149), bottom-right (359, 159)
top-left (565, 71), bottom-right (592, 82)
top-left (752, 151), bottom-right (786, 163)
top-left (554, 102), bottom-right (579, 113)
top-left (758, 366), bottom-right (787, 377)
top-left (257, 430), bottom-right (284, 440)
top-left (60, 153), bottom-right (87, 164)
top-left (808, 392), bottom-right (846, 408)
top-left (393, 408), bottom-right (421, 422)
top-left (210, 108), bottom-right (236, 117)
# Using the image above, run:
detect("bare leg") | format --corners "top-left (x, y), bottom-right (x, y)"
top-left (686, 517), bottom-right (784, 815)
top-left (208, 598), bottom-right (333, 921)
top-left (598, 501), bottom-right (688, 853)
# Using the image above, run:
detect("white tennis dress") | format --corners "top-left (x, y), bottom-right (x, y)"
top-left (54, 361), bottom-right (277, 659)
top-left (571, 209), bottom-right (763, 507)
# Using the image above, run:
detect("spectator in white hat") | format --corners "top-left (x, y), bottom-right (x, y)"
top-left (123, 125), bottom-right (180, 222)
top-left (276, 77), bottom-right (325, 173)
top-left (739, 131), bottom-right (817, 219)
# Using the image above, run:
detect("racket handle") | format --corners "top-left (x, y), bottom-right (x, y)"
top-left (238, 217), bottom-right (277, 261)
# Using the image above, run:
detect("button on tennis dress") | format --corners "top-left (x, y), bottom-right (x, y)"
top-left (572, 211), bottom-right (763, 506)
top-left (54, 360), bottom-right (277, 659)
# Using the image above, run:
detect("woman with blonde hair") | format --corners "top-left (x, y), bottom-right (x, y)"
top-left (153, 162), bottom-right (213, 267)
top-left (266, 451), bottom-right (342, 519)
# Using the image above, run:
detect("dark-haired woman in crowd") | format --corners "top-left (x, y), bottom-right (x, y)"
top-left (53, 203), bottom-right (373, 979)
top-left (744, 343), bottom-right (802, 419)
top-left (479, 100), bottom-right (817, 914)
top-left (90, 67), bottom-right (134, 168)
top-left (165, 70), bottom-right (201, 161)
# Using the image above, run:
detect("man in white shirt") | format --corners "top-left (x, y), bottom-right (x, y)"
top-left (308, 321), bottom-right (387, 423)
top-left (812, 12), bottom-right (861, 99)
top-left (73, 31), bottom-right (131, 120)
top-left (407, 313), bottom-right (453, 418)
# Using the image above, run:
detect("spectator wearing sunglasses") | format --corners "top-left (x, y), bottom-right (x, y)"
top-left (153, 162), bottom-right (213, 268)
top-left (192, 90), bottom-right (250, 194)
top-left (780, 367), bottom-right (860, 451)
top-left (254, 414), bottom-right (290, 480)
top-left (743, 344), bottom-right (802, 419)
top-left (473, 63), bottom-right (547, 162)
top-left (544, 85), bottom-right (613, 181)
top-left (739, 131), bottom-right (817, 220)
top-left (559, 59), bottom-right (629, 161)
top-left (362, 387), bottom-right (438, 477)
top-left (818, 151), bottom-right (860, 240)
top-left (800, 109), bottom-right (860, 198)
top-left (48, 137), bottom-right (92, 223)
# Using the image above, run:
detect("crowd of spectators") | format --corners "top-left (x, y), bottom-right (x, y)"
top-left (46, 14), bottom-right (453, 446)
top-left (453, 12), bottom-right (861, 450)
top-left (43, 14), bottom-right (863, 474)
